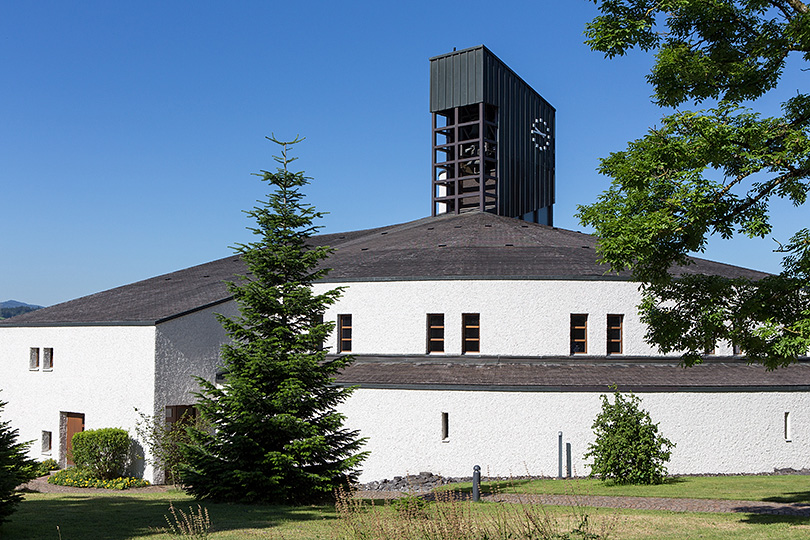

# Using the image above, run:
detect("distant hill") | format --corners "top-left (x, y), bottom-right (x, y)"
top-left (0, 300), bottom-right (43, 319)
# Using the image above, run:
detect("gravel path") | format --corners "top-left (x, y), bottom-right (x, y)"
top-left (21, 477), bottom-right (810, 517)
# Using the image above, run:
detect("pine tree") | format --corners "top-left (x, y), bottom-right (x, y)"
top-left (0, 395), bottom-right (37, 525)
top-left (180, 136), bottom-right (366, 504)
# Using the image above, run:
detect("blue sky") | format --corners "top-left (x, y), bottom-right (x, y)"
top-left (2, 1), bottom-right (805, 307)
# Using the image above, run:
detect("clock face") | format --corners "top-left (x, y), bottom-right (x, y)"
top-left (531, 118), bottom-right (552, 152)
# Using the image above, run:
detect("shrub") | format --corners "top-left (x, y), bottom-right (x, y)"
top-left (33, 458), bottom-right (59, 477)
top-left (135, 408), bottom-right (209, 485)
top-left (0, 396), bottom-right (38, 525)
top-left (47, 467), bottom-right (150, 490)
top-left (585, 391), bottom-right (675, 485)
top-left (72, 427), bottom-right (131, 480)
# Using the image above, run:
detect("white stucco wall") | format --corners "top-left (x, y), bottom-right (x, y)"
top-left (340, 388), bottom-right (810, 481)
top-left (154, 302), bottom-right (238, 414)
top-left (0, 325), bottom-right (157, 478)
top-left (316, 279), bottom-right (737, 357)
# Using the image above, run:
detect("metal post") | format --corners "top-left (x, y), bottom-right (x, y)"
top-left (472, 465), bottom-right (481, 502)
top-left (566, 442), bottom-right (572, 478)
top-left (558, 431), bottom-right (563, 479)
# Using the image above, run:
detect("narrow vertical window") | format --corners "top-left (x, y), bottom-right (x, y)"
top-left (441, 412), bottom-right (449, 441)
top-left (733, 343), bottom-right (743, 356)
top-left (570, 314), bottom-right (587, 354)
top-left (785, 412), bottom-right (792, 442)
top-left (338, 314), bottom-right (352, 353)
top-left (42, 431), bottom-right (52, 454)
top-left (43, 348), bottom-right (54, 370)
top-left (427, 314), bottom-right (445, 353)
top-left (606, 315), bottom-right (623, 355)
top-left (462, 313), bottom-right (480, 353)
top-left (29, 348), bottom-right (40, 370)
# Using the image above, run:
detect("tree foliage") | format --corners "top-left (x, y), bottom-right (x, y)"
top-left (0, 395), bottom-right (37, 525)
top-left (578, 0), bottom-right (810, 368)
top-left (585, 391), bottom-right (675, 485)
top-left (180, 136), bottom-right (367, 504)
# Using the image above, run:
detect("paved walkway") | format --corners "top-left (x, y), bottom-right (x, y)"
top-left (356, 490), bottom-right (810, 517)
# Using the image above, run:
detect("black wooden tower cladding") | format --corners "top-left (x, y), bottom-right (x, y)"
top-left (430, 46), bottom-right (555, 224)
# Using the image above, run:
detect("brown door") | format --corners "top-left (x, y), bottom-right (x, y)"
top-left (65, 413), bottom-right (85, 466)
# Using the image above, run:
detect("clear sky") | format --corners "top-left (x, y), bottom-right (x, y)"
top-left (2, 1), bottom-right (805, 307)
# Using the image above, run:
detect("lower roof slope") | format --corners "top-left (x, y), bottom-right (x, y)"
top-left (4, 212), bottom-right (769, 326)
top-left (335, 356), bottom-right (810, 391)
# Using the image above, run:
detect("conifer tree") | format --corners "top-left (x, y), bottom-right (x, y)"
top-left (180, 136), bottom-right (366, 504)
top-left (0, 395), bottom-right (37, 525)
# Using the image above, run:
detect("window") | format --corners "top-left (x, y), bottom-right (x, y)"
top-left (441, 412), bottom-right (449, 441)
top-left (785, 412), bottom-right (792, 442)
top-left (29, 348), bottom-right (39, 370)
top-left (427, 314), bottom-right (445, 353)
top-left (338, 314), bottom-right (352, 353)
top-left (607, 315), bottom-right (623, 355)
top-left (42, 431), bottom-right (52, 454)
top-left (570, 314), bottom-right (587, 354)
top-left (733, 343), bottom-right (743, 356)
top-left (462, 313), bottom-right (480, 353)
top-left (704, 342), bottom-right (716, 355)
top-left (43, 348), bottom-right (53, 370)
top-left (165, 405), bottom-right (197, 425)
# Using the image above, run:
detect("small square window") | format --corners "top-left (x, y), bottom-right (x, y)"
top-left (42, 430), bottom-right (52, 454)
top-left (29, 348), bottom-right (40, 370)
top-left (43, 348), bottom-right (53, 370)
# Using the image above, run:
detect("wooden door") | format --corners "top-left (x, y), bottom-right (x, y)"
top-left (65, 413), bottom-right (85, 466)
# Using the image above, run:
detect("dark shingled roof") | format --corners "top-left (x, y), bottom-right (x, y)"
top-left (3, 212), bottom-right (769, 326)
top-left (335, 356), bottom-right (810, 391)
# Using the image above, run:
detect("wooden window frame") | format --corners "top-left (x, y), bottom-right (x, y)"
top-left (606, 314), bottom-right (623, 355)
top-left (338, 314), bottom-right (352, 353)
top-left (570, 314), bottom-right (587, 355)
top-left (427, 314), bottom-right (445, 353)
top-left (462, 313), bottom-right (480, 354)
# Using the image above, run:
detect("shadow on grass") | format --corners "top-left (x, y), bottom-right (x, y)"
top-left (762, 491), bottom-right (810, 504)
top-left (737, 512), bottom-right (810, 526)
top-left (5, 492), bottom-right (335, 540)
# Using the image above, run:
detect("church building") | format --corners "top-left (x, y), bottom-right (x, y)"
top-left (2, 46), bottom-right (808, 483)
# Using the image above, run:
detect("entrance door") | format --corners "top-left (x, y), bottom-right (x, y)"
top-left (65, 413), bottom-right (85, 466)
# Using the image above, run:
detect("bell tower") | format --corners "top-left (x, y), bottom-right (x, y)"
top-left (430, 46), bottom-right (555, 224)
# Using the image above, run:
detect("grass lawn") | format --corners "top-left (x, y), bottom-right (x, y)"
top-left (441, 475), bottom-right (810, 503)
top-left (4, 476), bottom-right (810, 540)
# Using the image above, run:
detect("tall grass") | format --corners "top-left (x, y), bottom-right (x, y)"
top-left (334, 486), bottom-right (612, 540)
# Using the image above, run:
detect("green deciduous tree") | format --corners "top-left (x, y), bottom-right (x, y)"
top-left (0, 395), bottom-right (37, 525)
top-left (180, 136), bottom-right (367, 504)
top-left (578, 0), bottom-right (810, 368)
top-left (585, 391), bottom-right (675, 485)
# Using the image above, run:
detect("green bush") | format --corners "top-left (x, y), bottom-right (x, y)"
top-left (72, 427), bottom-right (131, 480)
top-left (585, 391), bottom-right (675, 485)
top-left (47, 467), bottom-right (149, 490)
top-left (33, 458), bottom-right (59, 477)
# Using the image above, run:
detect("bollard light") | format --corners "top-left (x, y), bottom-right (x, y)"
top-left (472, 465), bottom-right (481, 502)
